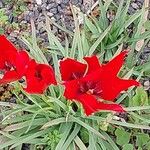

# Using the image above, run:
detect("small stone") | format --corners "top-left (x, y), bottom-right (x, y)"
top-left (42, 0), bottom-right (48, 3)
top-left (55, 14), bottom-right (61, 20)
top-left (34, 10), bottom-right (39, 18)
top-left (51, 17), bottom-right (56, 21)
top-left (47, 12), bottom-right (54, 17)
top-left (128, 6), bottom-right (136, 15)
top-left (28, 4), bottom-right (34, 10)
top-left (0, 1), bottom-right (3, 8)
top-left (55, 0), bottom-right (62, 4)
top-left (60, 3), bottom-right (66, 9)
top-left (57, 5), bottom-right (62, 12)
top-left (144, 81), bottom-right (150, 90)
top-left (131, 3), bottom-right (139, 9)
top-left (71, 0), bottom-right (79, 5)
top-left (8, 36), bottom-right (16, 42)
top-left (147, 41), bottom-right (150, 48)
top-left (62, 0), bottom-right (69, 4)
top-left (8, 14), bottom-right (14, 23)
top-left (9, 32), bottom-right (18, 38)
top-left (46, 3), bottom-right (55, 10)
top-left (52, 26), bottom-right (58, 34)
top-left (50, 8), bottom-right (58, 14)
top-left (36, 0), bottom-right (42, 5)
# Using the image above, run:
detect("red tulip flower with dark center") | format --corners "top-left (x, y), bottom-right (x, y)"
top-left (60, 51), bottom-right (139, 115)
top-left (0, 35), bottom-right (30, 84)
top-left (24, 60), bottom-right (57, 94)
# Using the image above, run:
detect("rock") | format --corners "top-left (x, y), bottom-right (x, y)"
top-left (0, 1), bottom-right (3, 8)
top-left (128, 6), bottom-right (136, 15)
top-left (46, 3), bottom-right (56, 10)
top-left (131, 3), bottom-right (139, 9)
top-left (60, 3), bottom-right (66, 9)
top-left (8, 13), bottom-right (14, 23)
top-left (147, 41), bottom-right (150, 48)
top-left (36, 0), bottom-right (42, 5)
top-left (62, 0), bottom-right (69, 4)
top-left (50, 8), bottom-right (58, 14)
top-left (9, 32), bottom-right (18, 38)
top-left (55, 0), bottom-right (62, 4)
top-left (47, 12), bottom-right (54, 17)
top-left (55, 14), bottom-right (61, 20)
top-left (57, 5), bottom-right (62, 12)
top-left (51, 16), bottom-right (56, 21)
top-left (144, 80), bottom-right (150, 90)
top-left (71, 0), bottom-right (79, 5)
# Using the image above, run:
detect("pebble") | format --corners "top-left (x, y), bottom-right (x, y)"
top-left (62, 0), bottom-right (69, 4)
top-left (36, 0), bottom-right (42, 5)
top-left (147, 41), bottom-right (150, 48)
top-left (46, 3), bottom-right (56, 10)
top-left (144, 80), bottom-right (150, 90)
top-left (50, 8), bottom-right (58, 14)
top-left (47, 12), bottom-right (54, 17)
top-left (131, 3), bottom-right (139, 9)
top-left (70, 0), bottom-right (79, 5)
top-left (0, 1), bottom-right (3, 8)
top-left (55, 0), bottom-right (62, 4)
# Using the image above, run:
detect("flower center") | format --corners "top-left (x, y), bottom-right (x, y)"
top-left (79, 81), bottom-right (102, 96)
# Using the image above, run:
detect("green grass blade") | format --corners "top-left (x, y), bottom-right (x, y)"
top-left (62, 124), bottom-right (81, 149)
top-left (74, 136), bottom-right (87, 150)
top-left (56, 123), bottom-right (73, 150)
top-left (89, 25), bottom-right (111, 55)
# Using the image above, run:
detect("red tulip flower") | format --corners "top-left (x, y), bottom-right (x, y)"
top-left (24, 60), bottom-right (57, 94)
top-left (0, 35), bottom-right (30, 84)
top-left (60, 51), bottom-right (139, 115)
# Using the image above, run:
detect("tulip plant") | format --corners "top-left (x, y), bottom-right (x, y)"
top-left (0, 1), bottom-right (150, 150)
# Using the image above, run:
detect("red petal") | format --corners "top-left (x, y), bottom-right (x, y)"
top-left (64, 80), bottom-right (80, 99)
top-left (0, 35), bottom-right (17, 54)
top-left (14, 51), bottom-right (30, 76)
top-left (102, 51), bottom-right (128, 76)
top-left (24, 60), bottom-right (56, 94)
top-left (36, 64), bottom-right (56, 85)
top-left (24, 80), bottom-right (47, 94)
top-left (60, 58), bottom-right (87, 81)
top-left (0, 70), bottom-right (20, 84)
top-left (78, 94), bottom-right (125, 116)
top-left (84, 55), bottom-right (101, 74)
top-left (99, 77), bottom-right (139, 100)
top-left (0, 35), bottom-right (17, 69)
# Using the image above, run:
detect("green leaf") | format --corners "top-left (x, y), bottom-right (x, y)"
top-left (136, 133), bottom-right (150, 147)
top-left (45, 14), bottom-right (73, 36)
top-left (45, 16), bottom-right (65, 57)
top-left (80, 127), bottom-right (89, 143)
top-left (55, 123), bottom-right (73, 150)
top-left (0, 28), bottom-right (4, 34)
top-left (41, 117), bottom-right (66, 129)
top-left (71, 116), bottom-right (105, 139)
top-left (89, 25), bottom-right (112, 55)
top-left (144, 20), bottom-right (150, 30)
top-left (115, 128), bottom-right (131, 146)
top-left (88, 132), bottom-right (97, 150)
top-left (61, 124), bottom-right (81, 149)
top-left (85, 16), bottom-right (98, 34)
top-left (130, 87), bottom-right (149, 107)
top-left (122, 144), bottom-right (133, 150)
top-left (74, 136), bottom-right (87, 150)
